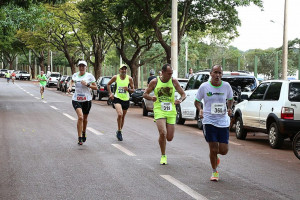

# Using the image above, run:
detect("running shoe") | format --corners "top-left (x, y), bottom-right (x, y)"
top-left (160, 155), bottom-right (167, 165)
top-left (82, 132), bottom-right (86, 142)
top-left (116, 131), bottom-right (123, 141)
top-left (41, 95), bottom-right (44, 99)
top-left (210, 171), bottom-right (219, 182)
top-left (217, 156), bottom-right (220, 168)
top-left (78, 137), bottom-right (83, 145)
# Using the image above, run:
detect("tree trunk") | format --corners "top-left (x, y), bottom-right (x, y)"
top-left (130, 62), bottom-right (139, 88)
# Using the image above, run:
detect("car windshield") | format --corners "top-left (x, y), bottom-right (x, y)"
top-left (289, 82), bottom-right (300, 102)
top-left (102, 77), bottom-right (111, 84)
top-left (20, 71), bottom-right (28, 73)
top-left (51, 74), bottom-right (60, 77)
top-left (222, 76), bottom-right (257, 91)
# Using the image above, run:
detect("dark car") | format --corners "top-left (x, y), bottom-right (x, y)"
top-left (91, 76), bottom-right (113, 100)
top-left (62, 76), bottom-right (73, 92)
top-left (57, 75), bottom-right (67, 91)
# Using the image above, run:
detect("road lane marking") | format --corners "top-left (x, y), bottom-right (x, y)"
top-left (160, 175), bottom-right (208, 200)
top-left (30, 94), bottom-right (34, 96)
top-left (42, 100), bottom-right (47, 103)
top-left (50, 106), bottom-right (58, 110)
top-left (229, 141), bottom-right (241, 146)
top-left (112, 144), bottom-right (136, 156)
top-left (63, 113), bottom-right (76, 121)
top-left (87, 127), bottom-right (103, 135)
top-left (35, 97), bottom-right (39, 100)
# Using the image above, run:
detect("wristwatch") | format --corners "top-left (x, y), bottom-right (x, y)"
top-left (86, 83), bottom-right (90, 87)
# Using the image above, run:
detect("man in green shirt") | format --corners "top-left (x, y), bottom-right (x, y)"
top-left (5, 72), bottom-right (11, 83)
top-left (143, 63), bottom-right (186, 165)
top-left (37, 71), bottom-right (47, 99)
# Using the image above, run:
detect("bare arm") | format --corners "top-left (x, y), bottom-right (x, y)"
top-left (227, 99), bottom-right (233, 116)
top-left (172, 79), bottom-right (186, 105)
top-left (67, 80), bottom-right (74, 93)
top-left (128, 77), bottom-right (135, 93)
top-left (143, 79), bottom-right (157, 102)
top-left (194, 100), bottom-right (203, 119)
top-left (107, 75), bottom-right (117, 99)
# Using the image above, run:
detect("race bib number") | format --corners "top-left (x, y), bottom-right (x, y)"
top-left (118, 87), bottom-right (126, 93)
top-left (76, 93), bottom-right (87, 102)
top-left (211, 103), bottom-right (225, 114)
top-left (161, 102), bottom-right (172, 111)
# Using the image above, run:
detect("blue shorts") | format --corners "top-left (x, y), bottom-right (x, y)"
top-left (203, 124), bottom-right (229, 144)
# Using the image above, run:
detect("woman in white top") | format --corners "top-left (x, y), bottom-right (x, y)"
top-left (67, 60), bottom-right (97, 145)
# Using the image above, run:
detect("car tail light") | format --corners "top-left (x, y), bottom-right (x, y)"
top-left (49, 78), bottom-right (52, 80)
top-left (100, 86), bottom-right (104, 91)
top-left (281, 107), bottom-right (294, 119)
top-left (231, 72), bottom-right (240, 75)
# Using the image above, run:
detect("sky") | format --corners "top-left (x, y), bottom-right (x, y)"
top-left (229, 0), bottom-right (300, 51)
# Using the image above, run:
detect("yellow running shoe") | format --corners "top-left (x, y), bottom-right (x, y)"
top-left (210, 171), bottom-right (219, 182)
top-left (41, 95), bottom-right (44, 99)
top-left (160, 155), bottom-right (167, 165)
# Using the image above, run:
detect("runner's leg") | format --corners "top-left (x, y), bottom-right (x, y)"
top-left (166, 123), bottom-right (175, 141)
top-left (75, 108), bottom-right (84, 138)
top-left (121, 109), bottom-right (127, 130)
top-left (83, 114), bottom-right (88, 133)
top-left (156, 119), bottom-right (167, 155)
top-left (208, 142), bottom-right (219, 169)
top-left (114, 104), bottom-right (123, 131)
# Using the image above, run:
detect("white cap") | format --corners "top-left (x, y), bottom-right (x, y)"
top-left (78, 60), bottom-right (87, 66)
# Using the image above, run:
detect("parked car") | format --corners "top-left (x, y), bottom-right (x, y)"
top-left (0, 69), bottom-right (8, 77)
top-left (46, 72), bottom-right (61, 87)
top-left (16, 71), bottom-right (30, 80)
top-left (57, 75), bottom-right (67, 91)
top-left (62, 76), bottom-right (75, 92)
top-left (174, 70), bottom-right (258, 129)
top-left (90, 76), bottom-right (113, 100)
top-left (177, 78), bottom-right (189, 89)
top-left (233, 80), bottom-right (300, 149)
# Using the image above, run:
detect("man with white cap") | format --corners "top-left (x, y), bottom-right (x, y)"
top-left (107, 65), bottom-right (135, 141)
top-left (67, 60), bottom-right (97, 145)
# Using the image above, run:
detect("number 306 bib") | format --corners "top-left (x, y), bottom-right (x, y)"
top-left (211, 103), bottom-right (225, 114)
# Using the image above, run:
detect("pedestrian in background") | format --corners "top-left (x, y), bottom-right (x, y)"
top-left (185, 68), bottom-right (194, 79)
top-left (37, 71), bottom-right (47, 99)
top-left (147, 69), bottom-right (156, 86)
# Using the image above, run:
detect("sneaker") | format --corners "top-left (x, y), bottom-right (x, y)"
top-left (160, 155), bottom-right (167, 165)
top-left (217, 156), bottom-right (220, 168)
top-left (82, 132), bottom-right (86, 142)
top-left (210, 171), bottom-right (219, 181)
top-left (78, 137), bottom-right (83, 145)
top-left (41, 95), bottom-right (44, 99)
top-left (116, 131), bottom-right (123, 141)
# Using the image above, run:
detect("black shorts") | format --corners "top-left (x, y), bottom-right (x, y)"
top-left (112, 97), bottom-right (130, 110)
top-left (72, 100), bottom-right (92, 114)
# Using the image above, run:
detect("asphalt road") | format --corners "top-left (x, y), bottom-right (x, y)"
top-left (0, 78), bottom-right (299, 200)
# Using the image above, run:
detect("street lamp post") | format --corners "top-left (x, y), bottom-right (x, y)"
top-left (282, 0), bottom-right (288, 80)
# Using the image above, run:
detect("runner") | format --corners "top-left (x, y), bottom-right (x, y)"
top-left (11, 71), bottom-right (16, 84)
top-left (67, 60), bottom-right (97, 145)
top-left (5, 71), bottom-right (11, 83)
top-left (107, 65), bottom-right (135, 141)
top-left (194, 65), bottom-right (233, 182)
top-left (37, 71), bottom-right (47, 99)
top-left (143, 63), bottom-right (186, 165)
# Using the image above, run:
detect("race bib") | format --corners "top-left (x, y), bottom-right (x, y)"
top-left (211, 103), bottom-right (225, 114)
top-left (161, 102), bottom-right (172, 111)
top-left (118, 87), bottom-right (126, 93)
top-left (76, 93), bottom-right (87, 102)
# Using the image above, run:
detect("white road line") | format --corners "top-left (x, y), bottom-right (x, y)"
top-left (50, 106), bottom-right (58, 110)
top-left (160, 175), bottom-right (208, 200)
top-left (112, 144), bottom-right (136, 156)
top-left (35, 97), bottom-right (40, 100)
top-left (42, 100), bottom-right (47, 103)
top-left (30, 94), bottom-right (34, 96)
top-left (63, 113), bottom-right (76, 121)
top-left (87, 127), bottom-right (103, 135)
top-left (229, 141), bottom-right (241, 146)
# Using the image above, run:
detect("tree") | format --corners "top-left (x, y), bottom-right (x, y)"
top-left (130, 0), bottom-right (263, 64)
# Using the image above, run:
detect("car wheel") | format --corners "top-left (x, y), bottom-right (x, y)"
top-left (142, 101), bottom-right (148, 116)
top-left (98, 93), bottom-right (102, 101)
top-left (292, 131), bottom-right (300, 160)
top-left (235, 116), bottom-right (247, 140)
top-left (176, 105), bottom-right (185, 125)
top-left (107, 98), bottom-right (113, 105)
top-left (197, 118), bottom-right (203, 130)
top-left (268, 122), bottom-right (284, 149)
top-left (92, 92), bottom-right (96, 100)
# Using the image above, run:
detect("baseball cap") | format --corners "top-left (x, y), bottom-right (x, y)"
top-left (150, 69), bottom-right (155, 75)
top-left (78, 60), bottom-right (87, 66)
top-left (119, 65), bottom-right (127, 69)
